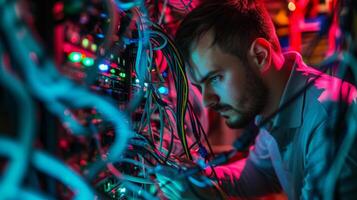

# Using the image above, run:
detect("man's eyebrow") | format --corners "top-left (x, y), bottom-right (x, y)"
top-left (196, 69), bottom-right (221, 84)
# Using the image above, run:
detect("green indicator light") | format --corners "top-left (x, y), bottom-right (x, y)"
top-left (119, 72), bottom-right (126, 78)
top-left (82, 38), bottom-right (89, 48)
top-left (105, 182), bottom-right (111, 192)
top-left (91, 44), bottom-right (97, 52)
top-left (110, 69), bottom-right (116, 74)
top-left (82, 57), bottom-right (94, 67)
top-left (68, 52), bottom-right (82, 63)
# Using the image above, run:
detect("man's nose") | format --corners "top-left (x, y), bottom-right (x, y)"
top-left (202, 86), bottom-right (219, 108)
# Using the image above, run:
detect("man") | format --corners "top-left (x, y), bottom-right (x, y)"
top-left (156, 0), bottom-right (357, 199)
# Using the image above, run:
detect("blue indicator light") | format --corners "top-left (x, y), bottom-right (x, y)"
top-left (98, 64), bottom-right (109, 71)
top-left (158, 86), bottom-right (169, 95)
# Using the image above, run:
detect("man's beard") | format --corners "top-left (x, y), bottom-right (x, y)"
top-left (225, 67), bottom-right (268, 129)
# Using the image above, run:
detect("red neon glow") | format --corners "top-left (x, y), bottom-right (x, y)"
top-left (63, 43), bottom-right (71, 53)
top-left (297, 64), bottom-right (357, 104)
top-left (155, 50), bottom-right (168, 73)
top-left (288, 0), bottom-right (321, 51)
top-left (54, 25), bottom-right (65, 66)
top-left (53, 2), bottom-right (64, 20)
top-left (63, 43), bottom-right (96, 58)
top-left (110, 63), bottom-right (118, 68)
top-left (59, 139), bottom-right (68, 149)
top-left (204, 158), bottom-right (247, 183)
top-left (326, 0), bottom-right (341, 56)
top-left (80, 159), bottom-right (87, 166)
top-left (70, 34), bottom-right (80, 44)
top-left (53, 2), bottom-right (63, 14)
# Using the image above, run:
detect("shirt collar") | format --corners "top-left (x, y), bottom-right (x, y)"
top-left (270, 51), bottom-right (308, 129)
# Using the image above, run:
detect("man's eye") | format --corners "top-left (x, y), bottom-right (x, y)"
top-left (209, 75), bottom-right (222, 84)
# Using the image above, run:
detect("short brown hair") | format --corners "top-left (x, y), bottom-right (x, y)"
top-left (175, 0), bottom-right (280, 62)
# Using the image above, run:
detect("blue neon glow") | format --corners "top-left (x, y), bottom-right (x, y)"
top-left (158, 86), bottom-right (168, 95)
top-left (96, 33), bottom-right (104, 39)
top-left (119, 187), bottom-right (126, 193)
top-left (100, 13), bottom-right (107, 18)
top-left (0, 3), bottom-right (134, 199)
top-left (98, 64), bottom-right (109, 71)
top-left (162, 71), bottom-right (168, 78)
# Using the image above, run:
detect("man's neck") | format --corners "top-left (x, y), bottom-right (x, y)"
top-left (261, 53), bottom-right (292, 119)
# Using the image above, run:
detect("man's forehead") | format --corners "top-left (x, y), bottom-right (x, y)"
top-left (185, 30), bottom-right (217, 84)
top-left (186, 61), bottom-right (201, 85)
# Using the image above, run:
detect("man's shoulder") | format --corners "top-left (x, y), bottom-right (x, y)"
top-left (296, 64), bottom-right (357, 109)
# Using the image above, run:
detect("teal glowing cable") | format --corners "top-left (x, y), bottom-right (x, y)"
top-left (0, 31), bottom-right (35, 199)
top-left (0, 137), bottom-right (95, 200)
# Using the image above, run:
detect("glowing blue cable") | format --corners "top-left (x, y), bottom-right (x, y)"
top-left (0, 21), bottom-right (36, 200)
top-left (134, 8), bottom-right (149, 84)
top-left (323, 52), bottom-right (357, 200)
top-left (2, 1), bottom-right (133, 160)
top-left (188, 174), bottom-right (214, 188)
top-left (121, 180), bottom-right (159, 200)
top-left (151, 31), bottom-right (168, 50)
top-left (64, 89), bottom-right (133, 160)
top-left (0, 1), bottom-right (173, 200)
top-left (114, 0), bottom-right (141, 11)
top-left (0, 137), bottom-right (95, 200)
top-left (0, 2), bottom-right (87, 136)
top-left (33, 150), bottom-right (95, 200)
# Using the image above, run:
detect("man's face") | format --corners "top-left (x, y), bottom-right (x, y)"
top-left (188, 31), bottom-right (268, 128)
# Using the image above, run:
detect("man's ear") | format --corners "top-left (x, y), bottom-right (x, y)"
top-left (248, 38), bottom-right (271, 72)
